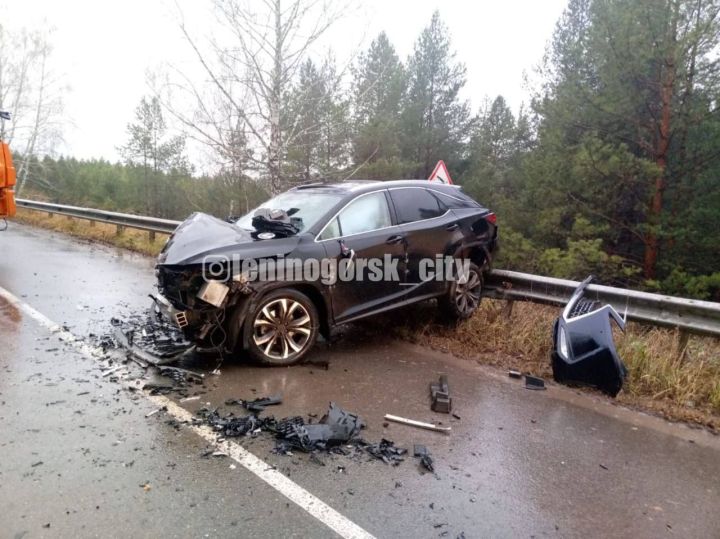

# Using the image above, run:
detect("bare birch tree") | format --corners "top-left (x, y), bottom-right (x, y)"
top-left (0, 25), bottom-right (64, 195)
top-left (165, 0), bottom-right (348, 194)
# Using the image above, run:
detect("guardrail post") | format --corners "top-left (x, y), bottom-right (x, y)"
top-left (116, 225), bottom-right (124, 236)
top-left (502, 299), bottom-right (514, 319)
top-left (47, 212), bottom-right (53, 218)
top-left (148, 231), bottom-right (156, 242)
top-left (676, 329), bottom-right (690, 361)
top-left (89, 220), bottom-right (95, 227)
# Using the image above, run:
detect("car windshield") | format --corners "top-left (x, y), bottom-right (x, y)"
top-left (235, 190), bottom-right (343, 233)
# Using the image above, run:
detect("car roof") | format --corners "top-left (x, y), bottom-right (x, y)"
top-left (290, 179), bottom-right (462, 196)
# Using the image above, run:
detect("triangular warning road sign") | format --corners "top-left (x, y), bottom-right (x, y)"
top-left (428, 160), bottom-right (453, 184)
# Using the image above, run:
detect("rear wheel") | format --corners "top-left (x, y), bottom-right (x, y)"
top-left (438, 261), bottom-right (483, 321)
top-left (247, 289), bottom-right (319, 366)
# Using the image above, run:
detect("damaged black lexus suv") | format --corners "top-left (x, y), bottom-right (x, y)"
top-left (155, 180), bottom-right (497, 365)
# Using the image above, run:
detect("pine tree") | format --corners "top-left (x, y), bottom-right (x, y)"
top-left (351, 32), bottom-right (408, 178)
top-left (400, 11), bottom-right (474, 177)
top-left (119, 96), bottom-right (188, 216)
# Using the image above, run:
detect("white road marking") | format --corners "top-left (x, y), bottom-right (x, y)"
top-left (0, 284), bottom-right (376, 539)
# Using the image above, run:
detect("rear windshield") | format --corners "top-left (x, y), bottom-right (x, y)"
top-left (235, 191), bottom-right (343, 232)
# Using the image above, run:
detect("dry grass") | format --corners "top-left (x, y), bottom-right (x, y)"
top-left (363, 300), bottom-right (720, 431)
top-left (14, 208), bottom-right (167, 256)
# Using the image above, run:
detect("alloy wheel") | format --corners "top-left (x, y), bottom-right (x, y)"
top-left (252, 298), bottom-right (313, 361)
top-left (454, 268), bottom-right (482, 316)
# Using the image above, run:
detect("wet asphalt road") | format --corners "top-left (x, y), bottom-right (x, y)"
top-left (1, 223), bottom-right (719, 539)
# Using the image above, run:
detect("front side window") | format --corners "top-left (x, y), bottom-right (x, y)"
top-left (319, 191), bottom-right (392, 239)
top-left (390, 188), bottom-right (446, 224)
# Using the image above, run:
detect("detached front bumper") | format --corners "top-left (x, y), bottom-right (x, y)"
top-left (551, 276), bottom-right (628, 397)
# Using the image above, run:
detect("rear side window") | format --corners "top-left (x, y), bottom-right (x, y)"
top-left (389, 188), bottom-right (446, 224)
top-left (431, 190), bottom-right (481, 209)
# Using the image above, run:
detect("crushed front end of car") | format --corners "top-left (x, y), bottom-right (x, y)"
top-left (154, 260), bottom-right (253, 351)
top-left (551, 275), bottom-right (628, 397)
top-left (152, 212), bottom-right (296, 352)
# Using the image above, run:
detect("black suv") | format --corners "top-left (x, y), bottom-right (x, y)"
top-left (155, 180), bottom-right (497, 365)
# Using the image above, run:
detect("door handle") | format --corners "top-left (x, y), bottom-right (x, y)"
top-left (446, 223), bottom-right (459, 231)
top-left (386, 234), bottom-right (405, 245)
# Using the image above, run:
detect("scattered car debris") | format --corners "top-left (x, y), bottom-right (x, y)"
top-left (145, 408), bottom-right (164, 418)
top-left (413, 444), bottom-right (435, 473)
top-left (225, 394), bottom-right (283, 412)
top-left (524, 375), bottom-right (546, 390)
top-left (430, 375), bottom-right (452, 413)
top-left (384, 414), bottom-right (451, 433)
top-left (180, 395), bottom-right (201, 403)
top-left (300, 358), bottom-right (330, 370)
top-left (508, 370), bottom-right (522, 379)
top-left (272, 402), bottom-right (364, 453)
top-left (197, 408), bottom-right (266, 438)
top-left (551, 275), bottom-right (628, 397)
top-left (355, 438), bottom-right (407, 465)
top-left (106, 309), bottom-right (194, 366)
top-left (101, 365), bottom-right (124, 378)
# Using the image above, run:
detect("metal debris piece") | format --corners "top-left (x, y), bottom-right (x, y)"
top-left (145, 408), bottom-right (163, 418)
top-left (525, 375), bottom-right (546, 390)
top-left (272, 403), bottom-right (364, 452)
top-left (102, 366), bottom-right (123, 377)
top-left (508, 370), bottom-right (522, 379)
top-left (384, 414), bottom-right (451, 433)
top-left (430, 375), bottom-right (452, 414)
top-left (242, 394), bottom-right (283, 412)
top-left (180, 396), bottom-right (201, 403)
top-left (355, 438), bottom-right (407, 465)
top-left (414, 444), bottom-right (435, 473)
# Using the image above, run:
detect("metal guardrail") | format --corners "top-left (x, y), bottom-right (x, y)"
top-left (15, 199), bottom-right (720, 337)
top-left (484, 269), bottom-right (720, 337)
top-left (16, 199), bottom-right (181, 235)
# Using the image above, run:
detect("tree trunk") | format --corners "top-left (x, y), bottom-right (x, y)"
top-left (268, 0), bottom-right (283, 195)
top-left (643, 2), bottom-right (678, 280)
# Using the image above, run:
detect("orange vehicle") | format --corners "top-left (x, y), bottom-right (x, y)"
top-left (0, 112), bottom-right (16, 220)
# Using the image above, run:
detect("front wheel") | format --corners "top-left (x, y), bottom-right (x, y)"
top-left (247, 289), bottom-right (319, 366)
top-left (438, 261), bottom-right (483, 321)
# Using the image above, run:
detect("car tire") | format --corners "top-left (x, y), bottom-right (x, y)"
top-left (247, 288), bottom-right (319, 366)
top-left (438, 261), bottom-right (483, 321)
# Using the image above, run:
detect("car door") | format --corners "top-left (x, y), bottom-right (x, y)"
top-left (388, 187), bottom-right (459, 299)
top-left (317, 190), bottom-right (407, 323)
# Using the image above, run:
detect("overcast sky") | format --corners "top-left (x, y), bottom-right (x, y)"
top-left (5, 0), bottom-right (567, 163)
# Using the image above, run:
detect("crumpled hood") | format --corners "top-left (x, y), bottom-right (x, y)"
top-left (157, 212), bottom-right (302, 266)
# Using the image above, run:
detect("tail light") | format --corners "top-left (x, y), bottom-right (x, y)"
top-left (485, 212), bottom-right (497, 225)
